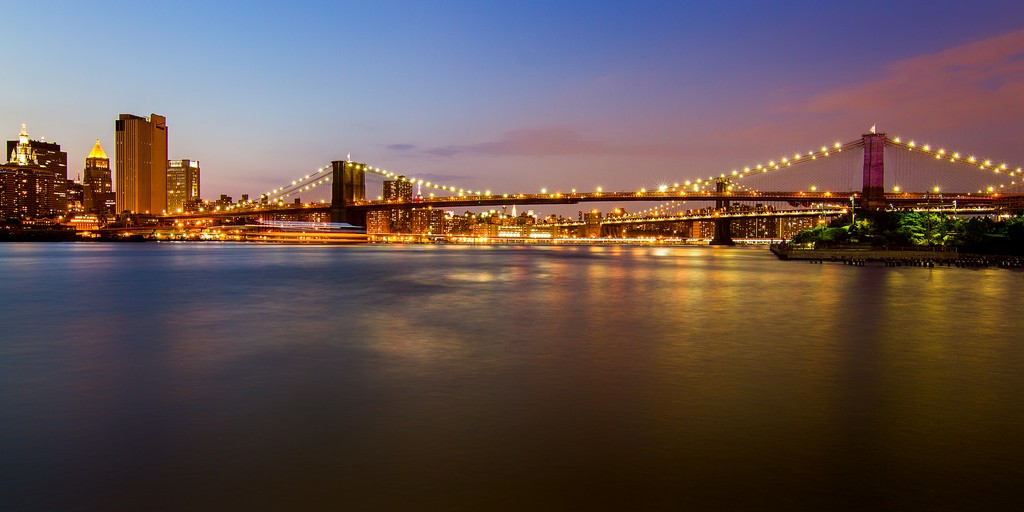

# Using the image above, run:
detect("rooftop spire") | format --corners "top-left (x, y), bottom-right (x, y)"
top-left (87, 139), bottom-right (107, 160)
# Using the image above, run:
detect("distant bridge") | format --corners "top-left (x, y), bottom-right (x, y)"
top-left (165, 131), bottom-right (1024, 244)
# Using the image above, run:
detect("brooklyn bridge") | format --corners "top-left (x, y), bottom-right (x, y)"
top-left (164, 130), bottom-right (1024, 243)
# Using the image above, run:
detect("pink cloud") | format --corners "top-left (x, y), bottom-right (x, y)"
top-left (427, 125), bottom-right (683, 158)
top-left (798, 29), bottom-right (1024, 130)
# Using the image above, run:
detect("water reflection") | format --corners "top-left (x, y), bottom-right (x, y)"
top-left (1, 243), bottom-right (1023, 509)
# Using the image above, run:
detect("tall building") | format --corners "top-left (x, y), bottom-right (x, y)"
top-left (382, 176), bottom-right (414, 232)
top-left (6, 124), bottom-right (67, 215)
top-left (166, 159), bottom-right (200, 212)
top-left (82, 139), bottom-right (114, 215)
top-left (115, 113), bottom-right (167, 213)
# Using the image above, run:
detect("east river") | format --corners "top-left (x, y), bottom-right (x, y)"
top-left (2, 243), bottom-right (1023, 510)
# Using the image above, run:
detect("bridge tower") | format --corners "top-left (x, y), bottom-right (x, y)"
top-left (330, 160), bottom-right (366, 226)
top-left (709, 178), bottom-right (735, 245)
top-left (862, 132), bottom-right (886, 210)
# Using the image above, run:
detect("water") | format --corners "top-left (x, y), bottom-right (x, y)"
top-left (2, 243), bottom-right (1023, 510)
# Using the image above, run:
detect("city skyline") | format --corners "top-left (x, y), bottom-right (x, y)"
top-left (3, 1), bottom-right (1024, 201)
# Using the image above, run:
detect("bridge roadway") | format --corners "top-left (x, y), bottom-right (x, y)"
top-left (164, 189), bottom-right (1014, 220)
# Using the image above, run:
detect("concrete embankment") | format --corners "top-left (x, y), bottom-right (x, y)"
top-left (769, 244), bottom-right (1024, 269)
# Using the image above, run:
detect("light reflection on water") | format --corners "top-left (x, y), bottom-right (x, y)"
top-left (1, 243), bottom-right (1023, 510)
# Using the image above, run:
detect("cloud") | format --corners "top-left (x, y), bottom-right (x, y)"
top-left (386, 143), bottom-right (416, 151)
top-left (795, 29), bottom-right (1024, 131)
top-left (425, 125), bottom-right (681, 158)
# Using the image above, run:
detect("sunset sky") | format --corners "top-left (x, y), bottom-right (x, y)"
top-left (3, 0), bottom-right (1024, 200)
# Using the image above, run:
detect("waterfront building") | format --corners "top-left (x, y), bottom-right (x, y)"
top-left (382, 176), bottom-right (414, 232)
top-left (166, 159), bottom-right (200, 213)
top-left (366, 210), bottom-right (389, 234)
top-left (1, 125), bottom-right (57, 218)
top-left (115, 113), bottom-right (167, 214)
top-left (5, 124), bottom-right (67, 215)
top-left (66, 180), bottom-right (84, 214)
top-left (0, 166), bottom-right (54, 219)
top-left (82, 139), bottom-right (114, 215)
top-left (411, 207), bottom-right (446, 234)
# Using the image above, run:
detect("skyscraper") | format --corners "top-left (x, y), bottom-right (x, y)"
top-left (166, 159), bottom-right (200, 212)
top-left (6, 124), bottom-right (67, 215)
top-left (383, 176), bottom-right (413, 232)
top-left (82, 139), bottom-right (114, 215)
top-left (115, 113), bottom-right (167, 213)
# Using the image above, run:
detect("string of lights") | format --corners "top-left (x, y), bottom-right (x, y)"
top-left (258, 134), bottom-right (1020, 208)
top-left (886, 136), bottom-right (1022, 193)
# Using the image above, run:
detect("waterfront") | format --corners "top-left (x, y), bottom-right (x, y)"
top-left (2, 243), bottom-right (1023, 510)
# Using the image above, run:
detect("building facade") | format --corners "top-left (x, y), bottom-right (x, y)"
top-left (166, 159), bottom-right (200, 213)
top-left (5, 124), bottom-right (67, 216)
top-left (0, 166), bottom-right (54, 219)
top-left (381, 177), bottom-right (414, 232)
top-left (2, 125), bottom-right (58, 218)
top-left (82, 139), bottom-right (114, 215)
top-left (115, 113), bottom-right (167, 213)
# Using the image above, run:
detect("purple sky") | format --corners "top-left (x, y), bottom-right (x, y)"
top-left (3, 1), bottom-right (1024, 202)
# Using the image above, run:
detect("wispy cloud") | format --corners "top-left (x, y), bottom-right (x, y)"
top-left (385, 143), bottom-right (416, 151)
top-left (425, 125), bottom-right (682, 158)
top-left (796, 29), bottom-right (1024, 131)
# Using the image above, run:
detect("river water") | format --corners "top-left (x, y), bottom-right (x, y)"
top-left (1, 243), bottom-right (1023, 510)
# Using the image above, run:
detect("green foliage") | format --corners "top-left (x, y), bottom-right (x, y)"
top-left (788, 210), bottom-right (1024, 254)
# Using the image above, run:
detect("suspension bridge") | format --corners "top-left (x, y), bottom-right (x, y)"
top-left (166, 130), bottom-right (1024, 243)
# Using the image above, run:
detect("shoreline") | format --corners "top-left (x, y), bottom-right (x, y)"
top-left (770, 244), bottom-right (1024, 268)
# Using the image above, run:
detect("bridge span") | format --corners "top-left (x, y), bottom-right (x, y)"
top-left (162, 130), bottom-right (1024, 244)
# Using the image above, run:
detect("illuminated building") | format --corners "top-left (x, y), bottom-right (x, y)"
top-left (1, 125), bottom-right (57, 218)
top-left (382, 176), bottom-right (413, 232)
top-left (5, 124), bottom-right (67, 215)
top-left (166, 159), bottom-right (200, 212)
top-left (115, 113), bottom-right (167, 213)
top-left (0, 166), bottom-right (54, 219)
top-left (366, 210), bottom-right (389, 234)
top-left (82, 139), bottom-right (114, 215)
top-left (411, 208), bottom-right (446, 234)
top-left (66, 180), bottom-right (84, 213)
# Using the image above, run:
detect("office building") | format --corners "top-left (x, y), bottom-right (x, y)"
top-left (382, 176), bottom-right (414, 232)
top-left (82, 139), bottom-right (114, 215)
top-left (115, 113), bottom-right (167, 213)
top-left (166, 159), bottom-right (200, 213)
top-left (6, 124), bottom-right (67, 215)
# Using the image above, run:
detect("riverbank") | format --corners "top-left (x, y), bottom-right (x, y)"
top-left (770, 243), bottom-right (1024, 268)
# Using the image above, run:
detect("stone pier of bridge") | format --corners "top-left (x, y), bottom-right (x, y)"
top-left (330, 160), bottom-right (367, 226)
top-left (862, 132), bottom-right (886, 210)
top-left (709, 178), bottom-right (735, 245)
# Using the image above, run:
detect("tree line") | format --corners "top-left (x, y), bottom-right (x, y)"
top-left (790, 210), bottom-right (1024, 255)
